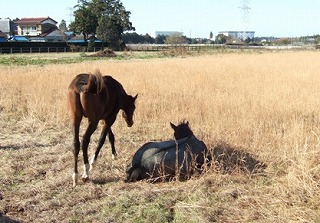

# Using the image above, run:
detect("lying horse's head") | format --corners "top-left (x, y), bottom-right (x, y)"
top-left (170, 121), bottom-right (194, 140)
top-left (122, 94), bottom-right (138, 127)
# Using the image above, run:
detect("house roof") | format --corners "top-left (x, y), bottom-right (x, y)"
top-left (8, 36), bottom-right (29, 41)
top-left (67, 35), bottom-right (102, 43)
top-left (39, 27), bottom-right (58, 37)
top-left (15, 17), bottom-right (57, 25)
top-left (39, 27), bottom-right (66, 39)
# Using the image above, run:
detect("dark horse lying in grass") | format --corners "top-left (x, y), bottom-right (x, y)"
top-left (67, 71), bottom-right (137, 187)
top-left (126, 121), bottom-right (210, 182)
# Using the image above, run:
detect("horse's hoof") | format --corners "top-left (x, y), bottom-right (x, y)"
top-left (112, 154), bottom-right (117, 160)
top-left (81, 176), bottom-right (89, 183)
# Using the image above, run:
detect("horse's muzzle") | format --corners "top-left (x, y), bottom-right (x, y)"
top-left (127, 121), bottom-right (134, 127)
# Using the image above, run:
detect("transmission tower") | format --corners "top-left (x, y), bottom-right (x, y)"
top-left (239, 0), bottom-right (251, 41)
top-left (67, 7), bottom-right (74, 25)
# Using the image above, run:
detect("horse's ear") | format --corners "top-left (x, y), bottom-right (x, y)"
top-left (133, 94), bottom-right (138, 100)
top-left (170, 122), bottom-right (177, 130)
top-left (186, 121), bottom-right (189, 125)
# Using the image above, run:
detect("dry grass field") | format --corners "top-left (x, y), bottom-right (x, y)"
top-left (1, 50), bottom-right (320, 222)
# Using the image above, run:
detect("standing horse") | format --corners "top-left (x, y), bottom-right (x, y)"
top-left (67, 71), bottom-right (137, 187)
top-left (126, 121), bottom-right (210, 182)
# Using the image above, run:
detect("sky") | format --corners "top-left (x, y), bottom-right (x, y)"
top-left (2, 0), bottom-right (320, 38)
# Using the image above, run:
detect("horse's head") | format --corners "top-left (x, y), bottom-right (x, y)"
top-left (170, 120), bottom-right (194, 140)
top-left (122, 94), bottom-right (138, 127)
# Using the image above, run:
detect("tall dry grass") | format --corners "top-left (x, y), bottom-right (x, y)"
top-left (1, 51), bottom-right (320, 222)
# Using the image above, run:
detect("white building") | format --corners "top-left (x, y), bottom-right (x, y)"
top-left (219, 31), bottom-right (255, 40)
top-left (0, 18), bottom-right (14, 36)
top-left (15, 17), bottom-right (57, 36)
top-left (150, 31), bottom-right (184, 38)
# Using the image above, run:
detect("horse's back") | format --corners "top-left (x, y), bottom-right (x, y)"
top-left (129, 140), bottom-right (178, 167)
top-left (126, 136), bottom-right (208, 181)
top-left (103, 75), bottom-right (125, 98)
top-left (69, 73), bottom-right (104, 94)
top-left (67, 73), bottom-right (117, 120)
top-left (130, 137), bottom-right (190, 163)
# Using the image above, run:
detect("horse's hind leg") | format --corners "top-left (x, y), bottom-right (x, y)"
top-left (72, 121), bottom-right (81, 187)
top-left (90, 123), bottom-right (108, 172)
top-left (81, 120), bottom-right (98, 182)
top-left (68, 91), bottom-right (82, 187)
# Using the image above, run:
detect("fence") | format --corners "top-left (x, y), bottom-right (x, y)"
top-left (0, 42), bottom-right (105, 54)
top-left (0, 46), bottom-right (104, 54)
top-left (125, 44), bottom-right (314, 52)
top-left (0, 43), bottom-right (316, 54)
top-left (126, 44), bottom-right (227, 51)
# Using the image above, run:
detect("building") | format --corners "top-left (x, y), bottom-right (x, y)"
top-left (150, 31), bottom-right (184, 38)
top-left (0, 30), bottom-right (7, 42)
top-left (15, 17), bottom-right (57, 36)
top-left (28, 28), bottom-right (67, 42)
top-left (219, 31), bottom-right (255, 40)
top-left (14, 17), bottom-right (67, 42)
top-left (0, 18), bottom-right (15, 37)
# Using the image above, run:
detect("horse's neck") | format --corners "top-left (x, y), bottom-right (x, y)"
top-left (118, 92), bottom-right (126, 110)
top-left (119, 89), bottom-right (130, 110)
top-left (176, 136), bottom-right (190, 144)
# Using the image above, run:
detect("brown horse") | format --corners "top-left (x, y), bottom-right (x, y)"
top-left (67, 71), bottom-right (137, 187)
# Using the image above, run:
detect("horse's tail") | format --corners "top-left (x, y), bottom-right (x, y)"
top-left (74, 71), bottom-right (104, 94)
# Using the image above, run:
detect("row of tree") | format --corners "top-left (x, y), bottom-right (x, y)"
top-left (68, 0), bottom-right (214, 49)
top-left (122, 33), bottom-right (192, 44)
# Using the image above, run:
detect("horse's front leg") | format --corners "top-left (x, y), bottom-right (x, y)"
top-left (90, 123), bottom-right (109, 172)
top-left (81, 120), bottom-right (98, 182)
top-left (104, 116), bottom-right (117, 159)
top-left (108, 128), bottom-right (117, 159)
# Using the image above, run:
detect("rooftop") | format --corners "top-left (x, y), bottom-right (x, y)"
top-left (15, 17), bottom-right (57, 25)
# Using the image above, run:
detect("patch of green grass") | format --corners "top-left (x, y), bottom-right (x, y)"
top-left (0, 55), bottom-right (101, 66)
top-left (0, 51), bottom-right (173, 66)
top-left (102, 189), bottom-right (176, 223)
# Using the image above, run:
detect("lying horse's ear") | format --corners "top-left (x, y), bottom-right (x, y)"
top-left (170, 122), bottom-right (177, 130)
top-left (133, 94), bottom-right (138, 100)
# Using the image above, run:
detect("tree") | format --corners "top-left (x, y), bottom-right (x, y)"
top-left (69, 0), bottom-right (134, 50)
top-left (95, 0), bottom-right (135, 50)
top-left (142, 34), bottom-right (154, 44)
top-left (165, 33), bottom-right (188, 44)
top-left (122, 32), bottom-right (155, 44)
top-left (59, 20), bottom-right (68, 32)
top-left (155, 35), bottom-right (166, 44)
top-left (215, 34), bottom-right (227, 44)
top-left (209, 31), bottom-right (213, 39)
top-left (69, 4), bottom-right (98, 42)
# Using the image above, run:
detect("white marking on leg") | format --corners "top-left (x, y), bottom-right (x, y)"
top-left (82, 163), bottom-right (90, 180)
top-left (112, 154), bottom-right (117, 160)
top-left (72, 172), bottom-right (78, 187)
top-left (89, 156), bottom-right (96, 172)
